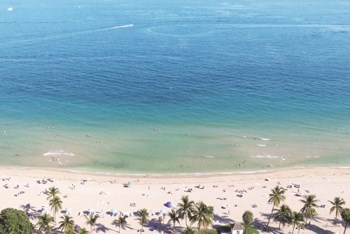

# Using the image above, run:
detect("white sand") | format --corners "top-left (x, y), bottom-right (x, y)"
top-left (1, 167), bottom-right (349, 233)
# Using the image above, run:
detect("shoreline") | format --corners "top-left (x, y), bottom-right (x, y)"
top-left (2, 165), bottom-right (350, 180)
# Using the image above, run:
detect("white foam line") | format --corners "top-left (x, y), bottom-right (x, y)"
top-left (43, 150), bottom-right (75, 157)
top-left (112, 24), bottom-right (134, 29)
top-left (64, 169), bottom-right (273, 177)
top-left (224, 24), bottom-right (350, 29)
top-left (1, 24), bottom-right (134, 47)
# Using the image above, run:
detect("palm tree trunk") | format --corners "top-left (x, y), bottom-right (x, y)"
top-left (185, 214), bottom-right (188, 227)
top-left (292, 223), bottom-right (295, 234)
top-left (53, 211), bottom-right (56, 225)
top-left (343, 223), bottom-right (348, 234)
top-left (266, 205), bottom-right (275, 227)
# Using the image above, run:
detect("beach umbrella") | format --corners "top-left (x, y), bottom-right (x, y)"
top-left (87, 208), bottom-right (95, 215)
top-left (164, 201), bottom-right (173, 208)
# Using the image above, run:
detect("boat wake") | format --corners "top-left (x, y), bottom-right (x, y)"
top-left (112, 24), bottom-right (134, 29)
top-left (2, 24), bottom-right (134, 47)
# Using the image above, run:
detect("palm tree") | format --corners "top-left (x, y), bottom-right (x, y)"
top-left (112, 214), bottom-right (128, 233)
top-left (274, 204), bottom-right (292, 229)
top-left (49, 195), bottom-right (62, 224)
top-left (36, 213), bottom-right (54, 234)
top-left (78, 227), bottom-right (90, 234)
top-left (183, 226), bottom-right (197, 234)
top-left (300, 194), bottom-right (318, 225)
top-left (341, 208), bottom-right (350, 234)
top-left (296, 222), bottom-right (305, 234)
top-left (177, 195), bottom-right (195, 227)
top-left (266, 186), bottom-right (286, 227)
top-left (190, 202), bottom-right (214, 230)
top-left (242, 210), bottom-right (254, 227)
top-left (329, 197), bottom-right (346, 223)
top-left (138, 208), bottom-right (149, 231)
top-left (64, 226), bottom-right (76, 234)
top-left (168, 209), bottom-right (180, 231)
top-left (47, 186), bottom-right (60, 200)
top-left (290, 211), bottom-right (304, 234)
top-left (58, 215), bottom-right (74, 233)
top-left (85, 213), bottom-right (99, 233)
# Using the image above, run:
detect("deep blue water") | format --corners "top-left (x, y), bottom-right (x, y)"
top-left (1, 0), bottom-right (350, 172)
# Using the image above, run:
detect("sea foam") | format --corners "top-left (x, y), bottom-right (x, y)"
top-left (43, 150), bottom-right (75, 157)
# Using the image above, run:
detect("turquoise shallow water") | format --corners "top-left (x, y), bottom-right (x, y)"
top-left (1, 0), bottom-right (350, 173)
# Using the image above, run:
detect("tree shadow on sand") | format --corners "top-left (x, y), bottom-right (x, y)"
top-left (213, 214), bottom-right (234, 224)
top-left (253, 217), bottom-right (284, 234)
top-left (111, 220), bottom-right (133, 233)
top-left (145, 219), bottom-right (178, 233)
top-left (95, 223), bottom-right (116, 233)
top-left (306, 223), bottom-right (335, 234)
top-left (20, 203), bottom-right (41, 220)
top-left (303, 216), bottom-right (340, 234)
top-left (322, 216), bottom-right (344, 228)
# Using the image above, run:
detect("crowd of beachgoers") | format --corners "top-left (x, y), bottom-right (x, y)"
top-left (0, 167), bottom-right (350, 233)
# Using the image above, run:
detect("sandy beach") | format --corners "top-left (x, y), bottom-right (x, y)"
top-left (1, 166), bottom-right (349, 233)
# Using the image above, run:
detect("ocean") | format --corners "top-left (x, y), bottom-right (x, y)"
top-left (1, 0), bottom-right (350, 173)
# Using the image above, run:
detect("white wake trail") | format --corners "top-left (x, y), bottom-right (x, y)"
top-left (112, 24), bottom-right (134, 29)
top-left (2, 24), bottom-right (134, 47)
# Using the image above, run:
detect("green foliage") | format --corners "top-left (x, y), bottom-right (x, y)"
top-left (300, 195), bottom-right (318, 224)
top-left (198, 229), bottom-right (218, 234)
top-left (78, 227), bottom-right (90, 234)
top-left (58, 215), bottom-right (74, 232)
top-left (47, 186), bottom-right (60, 200)
top-left (291, 211), bottom-right (304, 234)
top-left (214, 225), bottom-right (231, 233)
top-left (37, 213), bottom-right (54, 234)
top-left (177, 195), bottom-right (195, 227)
top-left (243, 226), bottom-right (259, 234)
top-left (168, 209), bottom-right (180, 228)
top-left (242, 210), bottom-right (254, 226)
top-left (268, 186), bottom-right (286, 208)
top-left (112, 214), bottom-right (128, 232)
top-left (274, 204), bottom-right (292, 229)
top-left (329, 197), bottom-right (346, 220)
top-left (49, 195), bottom-right (62, 223)
top-left (341, 208), bottom-right (350, 234)
top-left (182, 226), bottom-right (197, 234)
top-left (190, 202), bottom-right (214, 230)
top-left (85, 213), bottom-right (99, 232)
top-left (0, 208), bottom-right (33, 234)
top-left (138, 208), bottom-right (149, 229)
top-left (266, 186), bottom-right (286, 227)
